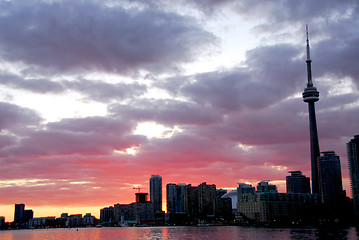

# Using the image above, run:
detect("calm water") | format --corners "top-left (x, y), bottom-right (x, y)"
top-left (0, 226), bottom-right (358, 240)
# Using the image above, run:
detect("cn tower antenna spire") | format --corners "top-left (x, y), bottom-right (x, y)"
top-left (306, 24), bottom-right (313, 87)
top-left (306, 24), bottom-right (311, 61)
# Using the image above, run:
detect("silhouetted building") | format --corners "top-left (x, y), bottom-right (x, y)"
top-left (216, 189), bottom-right (233, 222)
top-left (0, 217), bottom-right (4, 227)
top-left (286, 171), bottom-right (311, 193)
top-left (82, 213), bottom-right (96, 226)
top-left (114, 204), bottom-right (135, 225)
top-left (23, 210), bottom-right (33, 222)
top-left (318, 151), bottom-right (344, 206)
top-left (302, 26), bottom-right (321, 194)
top-left (28, 217), bottom-right (56, 228)
top-left (237, 192), bottom-right (320, 223)
top-left (133, 202), bottom-right (154, 223)
top-left (167, 183), bottom-right (187, 224)
top-left (348, 135), bottom-right (359, 218)
top-left (66, 214), bottom-right (82, 227)
top-left (257, 181), bottom-right (278, 193)
top-left (150, 175), bottom-right (162, 214)
top-left (136, 193), bottom-right (148, 203)
top-left (222, 190), bottom-right (238, 212)
top-left (186, 184), bottom-right (198, 224)
top-left (198, 182), bottom-right (216, 221)
top-left (14, 203), bottom-right (25, 222)
top-left (100, 206), bottom-right (114, 223)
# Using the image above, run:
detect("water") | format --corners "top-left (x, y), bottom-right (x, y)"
top-left (0, 226), bottom-right (358, 240)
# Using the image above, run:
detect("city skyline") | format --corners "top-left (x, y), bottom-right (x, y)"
top-left (1, 0), bottom-right (359, 221)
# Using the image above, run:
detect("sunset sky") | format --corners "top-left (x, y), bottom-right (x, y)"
top-left (0, 0), bottom-right (358, 221)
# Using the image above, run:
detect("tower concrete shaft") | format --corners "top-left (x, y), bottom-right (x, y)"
top-left (302, 25), bottom-right (320, 194)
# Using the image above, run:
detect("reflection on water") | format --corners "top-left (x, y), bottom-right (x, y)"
top-left (0, 226), bottom-right (358, 240)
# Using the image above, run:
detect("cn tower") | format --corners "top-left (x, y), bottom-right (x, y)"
top-left (302, 25), bottom-right (320, 194)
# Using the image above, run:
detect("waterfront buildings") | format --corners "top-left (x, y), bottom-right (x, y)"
top-left (236, 181), bottom-right (320, 223)
top-left (28, 217), bottom-right (56, 228)
top-left (302, 26), bottom-right (321, 194)
top-left (348, 135), bottom-right (359, 218)
top-left (318, 151), bottom-right (344, 206)
top-left (150, 175), bottom-right (162, 214)
top-left (286, 171), bottom-right (311, 194)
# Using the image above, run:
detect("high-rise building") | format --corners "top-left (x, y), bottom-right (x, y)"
top-left (198, 182), bottom-right (216, 220)
top-left (14, 203), bottom-right (25, 222)
top-left (186, 184), bottom-right (199, 224)
top-left (257, 180), bottom-right (278, 193)
top-left (150, 175), bottom-right (162, 214)
top-left (302, 25), bottom-right (321, 194)
top-left (167, 183), bottom-right (187, 214)
top-left (286, 171), bottom-right (311, 193)
top-left (166, 183), bottom-right (187, 224)
top-left (347, 135), bottom-right (359, 217)
top-left (318, 151), bottom-right (344, 206)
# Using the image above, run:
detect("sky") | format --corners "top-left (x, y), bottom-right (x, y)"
top-left (0, 0), bottom-right (358, 221)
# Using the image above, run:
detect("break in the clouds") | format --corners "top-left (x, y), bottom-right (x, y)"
top-left (0, 0), bottom-right (358, 218)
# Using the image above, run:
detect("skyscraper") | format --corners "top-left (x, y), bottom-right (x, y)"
top-left (14, 203), bottom-right (25, 222)
top-left (302, 25), bottom-right (320, 194)
top-left (286, 171), bottom-right (311, 193)
top-left (318, 151), bottom-right (344, 206)
top-left (166, 183), bottom-right (187, 214)
top-left (197, 182), bottom-right (216, 220)
top-left (150, 175), bottom-right (162, 214)
top-left (347, 135), bottom-right (359, 217)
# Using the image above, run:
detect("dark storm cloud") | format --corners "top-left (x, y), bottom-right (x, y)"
top-left (0, 0), bottom-right (216, 74)
top-left (109, 98), bottom-right (222, 126)
top-left (0, 102), bottom-right (41, 131)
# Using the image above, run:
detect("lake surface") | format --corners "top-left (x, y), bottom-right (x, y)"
top-left (0, 226), bottom-right (358, 240)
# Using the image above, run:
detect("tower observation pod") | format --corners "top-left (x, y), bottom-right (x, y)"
top-left (302, 25), bottom-right (320, 194)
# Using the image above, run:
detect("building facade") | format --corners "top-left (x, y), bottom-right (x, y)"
top-left (14, 203), bottom-right (25, 222)
top-left (198, 182), bottom-right (217, 221)
top-left (100, 206), bottom-right (114, 223)
top-left (348, 135), bottom-right (359, 217)
top-left (286, 171), bottom-right (311, 193)
top-left (257, 181), bottom-right (278, 193)
top-left (318, 151), bottom-right (344, 206)
top-left (237, 192), bottom-right (320, 223)
top-left (150, 175), bottom-right (162, 214)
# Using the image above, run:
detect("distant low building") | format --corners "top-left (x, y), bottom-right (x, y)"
top-left (100, 206), bottom-right (114, 223)
top-left (66, 214), bottom-right (82, 227)
top-left (28, 217), bottom-right (56, 228)
top-left (82, 213), bottom-right (96, 226)
top-left (237, 192), bottom-right (320, 223)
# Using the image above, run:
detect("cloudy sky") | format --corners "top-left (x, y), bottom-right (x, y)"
top-left (0, 0), bottom-right (358, 220)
